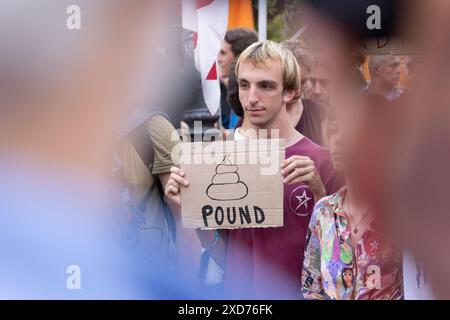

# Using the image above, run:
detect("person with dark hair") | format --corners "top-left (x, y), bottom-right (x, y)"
top-left (341, 268), bottom-right (354, 290)
top-left (218, 28), bottom-right (259, 85)
top-left (226, 59), bottom-right (243, 118)
top-left (218, 28), bottom-right (258, 129)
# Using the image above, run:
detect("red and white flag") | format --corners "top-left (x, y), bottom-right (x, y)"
top-left (182, 0), bottom-right (229, 116)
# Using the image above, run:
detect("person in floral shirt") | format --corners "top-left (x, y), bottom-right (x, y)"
top-left (301, 110), bottom-right (403, 300)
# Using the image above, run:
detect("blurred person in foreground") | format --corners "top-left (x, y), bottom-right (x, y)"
top-left (114, 111), bottom-right (204, 292)
top-left (217, 28), bottom-right (258, 129)
top-left (303, 0), bottom-right (450, 299)
top-left (0, 0), bottom-right (200, 298)
top-left (166, 41), bottom-right (342, 299)
top-left (301, 107), bottom-right (403, 300)
top-left (347, 1), bottom-right (450, 300)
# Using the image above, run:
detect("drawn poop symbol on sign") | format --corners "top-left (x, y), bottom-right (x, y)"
top-left (206, 155), bottom-right (249, 201)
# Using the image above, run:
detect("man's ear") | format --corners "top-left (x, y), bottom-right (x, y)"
top-left (282, 89), bottom-right (299, 104)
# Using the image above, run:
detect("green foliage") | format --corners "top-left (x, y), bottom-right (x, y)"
top-left (253, 0), bottom-right (304, 41)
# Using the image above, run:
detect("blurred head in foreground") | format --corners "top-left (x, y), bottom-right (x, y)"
top-left (304, 0), bottom-right (450, 298)
top-left (0, 0), bottom-right (201, 299)
top-left (0, 0), bottom-right (176, 174)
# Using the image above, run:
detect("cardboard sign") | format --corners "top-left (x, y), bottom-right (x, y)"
top-left (357, 36), bottom-right (420, 55)
top-left (180, 139), bottom-right (285, 229)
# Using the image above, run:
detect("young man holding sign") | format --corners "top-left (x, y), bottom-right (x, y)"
top-left (166, 41), bottom-right (342, 298)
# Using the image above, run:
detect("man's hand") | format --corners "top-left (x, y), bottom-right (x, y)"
top-left (164, 166), bottom-right (190, 208)
top-left (165, 166), bottom-right (227, 267)
top-left (281, 155), bottom-right (326, 202)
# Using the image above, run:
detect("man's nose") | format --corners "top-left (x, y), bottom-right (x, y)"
top-left (248, 85), bottom-right (259, 104)
top-left (334, 134), bottom-right (343, 147)
top-left (313, 82), bottom-right (323, 94)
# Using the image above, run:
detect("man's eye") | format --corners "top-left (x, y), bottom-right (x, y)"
top-left (320, 80), bottom-right (330, 87)
top-left (239, 83), bottom-right (249, 89)
top-left (301, 79), bottom-right (310, 86)
top-left (260, 83), bottom-right (273, 90)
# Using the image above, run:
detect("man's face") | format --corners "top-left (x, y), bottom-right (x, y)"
top-left (375, 56), bottom-right (401, 88)
top-left (327, 119), bottom-right (354, 176)
top-left (299, 64), bottom-right (313, 99)
top-left (238, 59), bottom-right (290, 128)
top-left (302, 65), bottom-right (330, 105)
top-left (327, 102), bottom-right (368, 178)
top-left (217, 41), bottom-right (235, 82)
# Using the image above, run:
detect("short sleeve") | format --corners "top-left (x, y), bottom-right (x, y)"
top-left (146, 115), bottom-right (181, 175)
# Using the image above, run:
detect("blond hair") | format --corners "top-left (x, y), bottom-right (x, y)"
top-left (235, 40), bottom-right (301, 94)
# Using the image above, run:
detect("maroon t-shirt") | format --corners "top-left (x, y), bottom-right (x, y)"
top-left (295, 99), bottom-right (327, 146)
top-left (223, 137), bottom-right (342, 299)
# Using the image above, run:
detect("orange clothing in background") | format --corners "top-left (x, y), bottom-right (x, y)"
top-left (228, 0), bottom-right (254, 30)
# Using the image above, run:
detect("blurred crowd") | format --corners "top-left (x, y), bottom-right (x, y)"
top-left (1, 0), bottom-right (450, 300)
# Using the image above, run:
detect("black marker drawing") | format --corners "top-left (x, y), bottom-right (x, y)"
top-left (206, 155), bottom-right (249, 201)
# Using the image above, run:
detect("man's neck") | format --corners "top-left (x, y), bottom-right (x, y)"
top-left (286, 99), bottom-right (304, 128)
top-left (345, 181), bottom-right (371, 217)
top-left (256, 107), bottom-right (303, 147)
top-left (240, 115), bottom-right (254, 131)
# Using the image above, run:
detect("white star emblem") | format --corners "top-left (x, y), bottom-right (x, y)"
top-left (369, 240), bottom-right (379, 251)
top-left (295, 190), bottom-right (312, 211)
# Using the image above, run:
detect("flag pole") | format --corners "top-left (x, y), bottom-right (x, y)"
top-left (258, 0), bottom-right (267, 40)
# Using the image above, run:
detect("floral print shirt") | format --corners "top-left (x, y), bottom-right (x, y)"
top-left (301, 187), bottom-right (403, 300)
